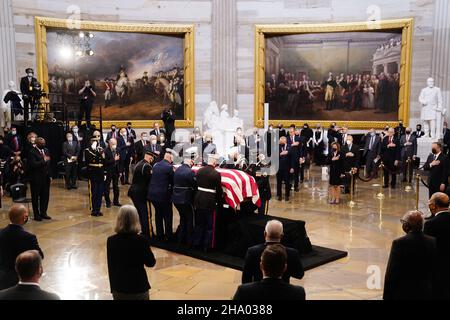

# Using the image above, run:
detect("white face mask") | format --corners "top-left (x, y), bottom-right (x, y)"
top-left (151, 140), bottom-right (157, 145)
top-left (160, 137), bottom-right (165, 142)
top-left (73, 128), bottom-right (78, 133)
top-left (111, 145), bottom-right (117, 151)
top-left (30, 137), bottom-right (36, 144)
top-left (142, 136), bottom-right (148, 141)
top-left (67, 137), bottom-right (73, 142)
top-left (27, 73), bottom-right (33, 77)
top-left (91, 142), bottom-right (97, 149)
top-left (346, 140), bottom-right (352, 145)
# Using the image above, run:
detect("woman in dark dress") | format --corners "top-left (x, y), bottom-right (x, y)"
top-left (327, 142), bottom-right (344, 204)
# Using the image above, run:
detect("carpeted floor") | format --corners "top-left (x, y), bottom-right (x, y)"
top-left (150, 240), bottom-right (348, 277)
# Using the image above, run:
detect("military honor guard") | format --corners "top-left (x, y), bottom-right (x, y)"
top-left (128, 149), bottom-right (157, 239)
top-left (85, 131), bottom-right (105, 217)
top-left (193, 154), bottom-right (223, 251)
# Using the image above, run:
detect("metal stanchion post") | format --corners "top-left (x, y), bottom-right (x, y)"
top-left (405, 158), bottom-right (413, 192)
top-left (415, 173), bottom-right (420, 210)
top-left (377, 162), bottom-right (385, 199)
top-left (349, 170), bottom-right (356, 207)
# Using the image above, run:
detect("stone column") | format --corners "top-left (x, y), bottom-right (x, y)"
top-left (212, 0), bottom-right (237, 113)
top-left (431, 0), bottom-right (450, 116)
top-left (0, 0), bottom-right (17, 92)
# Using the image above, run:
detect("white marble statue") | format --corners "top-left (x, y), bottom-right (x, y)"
top-left (1, 80), bottom-right (17, 134)
top-left (203, 100), bottom-right (220, 133)
top-left (419, 78), bottom-right (445, 139)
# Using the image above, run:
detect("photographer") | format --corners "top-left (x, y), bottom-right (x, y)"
top-left (78, 80), bottom-right (96, 128)
top-left (161, 108), bottom-right (175, 147)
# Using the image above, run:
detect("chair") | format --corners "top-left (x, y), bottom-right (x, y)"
top-left (10, 183), bottom-right (32, 210)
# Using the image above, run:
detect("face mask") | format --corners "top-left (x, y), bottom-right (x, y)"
top-left (91, 142), bottom-right (97, 149)
top-left (370, 132), bottom-right (375, 136)
top-left (346, 140), bottom-right (352, 145)
top-left (73, 128), bottom-right (78, 133)
top-left (27, 73), bottom-right (33, 77)
top-left (417, 128), bottom-right (421, 131)
top-left (160, 137), bottom-right (165, 142)
top-left (127, 126), bottom-right (131, 129)
top-left (151, 140), bottom-right (157, 145)
top-left (190, 138), bottom-right (194, 143)
top-left (111, 128), bottom-right (116, 132)
top-left (142, 136), bottom-right (148, 141)
top-left (67, 137), bottom-right (73, 142)
top-left (304, 126), bottom-right (308, 129)
top-left (332, 147), bottom-right (338, 151)
top-left (432, 148), bottom-right (437, 154)
top-left (269, 127), bottom-right (273, 131)
top-left (406, 130), bottom-right (411, 134)
top-left (111, 145), bottom-right (117, 151)
top-left (11, 130), bottom-right (16, 135)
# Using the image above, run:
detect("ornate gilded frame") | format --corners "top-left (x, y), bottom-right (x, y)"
top-left (254, 19), bottom-right (414, 129)
top-left (35, 16), bottom-right (195, 128)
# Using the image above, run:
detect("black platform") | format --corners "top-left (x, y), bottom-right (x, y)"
top-left (151, 212), bottom-right (347, 275)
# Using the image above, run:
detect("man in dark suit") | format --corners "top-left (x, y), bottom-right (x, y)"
top-left (161, 108), bottom-right (176, 147)
top-left (0, 250), bottom-right (59, 300)
top-left (125, 122), bottom-right (137, 141)
top-left (394, 120), bottom-right (406, 140)
top-left (135, 132), bottom-right (150, 163)
top-left (149, 122), bottom-right (165, 139)
top-left (412, 124), bottom-right (425, 139)
top-left (19, 68), bottom-right (39, 126)
top-left (287, 126), bottom-right (306, 191)
top-left (105, 124), bottom-right (119, 143)
top-left (0, 205), bottom-right (44, 290)
top-left (277, 137), bottom-right (292, 201)
top-left (380, 127), bottom-right (401, 188)
top-left (116, 128), bottom-right (130, 184)
top-left (128, 150), bottom-right (157, 239)
top-left (424, 192), bottom-right (450, 298)
top-left (363, 129), bottom-right (381, 178)
top-left (62, 132), bottom-right (80, 189)
top-left (400, 127), bottom-right (417, 183)
top-left (247, 127), bottom-right (263, 161)
top-left (242, 220), bottom-right (304, 284)
top-left (423, 142), bottom-right (448, 199)
top-left (71, 125), bottom-right (85, 179)
top-left (233, 244), bottom-right (305, 300)
top-left (341, 135), bottom-right (360, 194)
top-left (443, 122), bottom-right (450, 155)
top-left (277, 123), bottom-right (286, 138)
top-left (5, 126), bottom-right (22, 157)
top-left (193, 154), bottom-right (222, 251)
top-left (172, 158), bottom-right (196, 245)
top-left (383, 210), bottom-right (438, 300)
top-left (147, 151), bottom-right (174, 241)
top-left (121, 127), bottom-right (135, 184)
top-left (103, 138), bottom-right (121, 208)
top-left (27, 137), bottom-right (52, 221)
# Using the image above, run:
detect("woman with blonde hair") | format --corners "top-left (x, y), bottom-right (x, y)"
top-left (107, 205), bottom-right (156, 300)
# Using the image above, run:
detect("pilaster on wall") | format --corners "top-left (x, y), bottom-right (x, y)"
top-left (0, 0), bottom-right (17, 92)
top-left (431, 0), bottom-right (450, 119)
top-left (212, 0), bottom-right (237, 113)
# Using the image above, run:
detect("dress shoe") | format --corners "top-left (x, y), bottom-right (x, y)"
top-left (72, 185), bottom-right (78, 189)
top-left (34, 216), bottom-right (42, 221)
top-left (294, 188), bottom-right (299, 192)
top-left (91, 212), bottom-right (99, 217)
top-left (113, 203), bottom-right (122, 207)
top-left (105, 203), bottom-right (111, 208)
top-left (98, 212), bottom-right (103, 216)
top-left (41, 215), bottom-right (52, 220)
top-left (277, 196), bottom-right (282, 201)
top-left (285, 197), bottom-right (290, 202)
top-left (383, 185), bottom-right (389, 188)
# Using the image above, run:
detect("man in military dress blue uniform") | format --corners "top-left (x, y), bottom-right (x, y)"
top-left (85, 131), bottom-right (105, 217)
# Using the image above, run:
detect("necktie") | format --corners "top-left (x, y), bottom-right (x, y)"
top-left (13, 136), bottom-right (18, 151)
top-left (40, 149), bottom-right (45, 158)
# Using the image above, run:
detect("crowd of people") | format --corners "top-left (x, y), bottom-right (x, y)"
top-left (266, 69), bottom-right (400, 117)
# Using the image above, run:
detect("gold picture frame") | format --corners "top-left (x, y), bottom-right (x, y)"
top-left (254, 19), bottom-right (414, 129)
top-left (35, 16), bottom-right (195, 128)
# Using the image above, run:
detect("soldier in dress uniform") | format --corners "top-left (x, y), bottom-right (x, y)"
top-left (193, 154), bottom-right (223, 251)
top-left (128, 149), bottom-right (158, 239)
top-left (85, 131), bottom-right (105, 217)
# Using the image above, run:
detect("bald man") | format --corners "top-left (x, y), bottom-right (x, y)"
top-left (424, 192), bottom-right (450, 298)
top-left (0, 250), bottom-right (59, 300)
top-left (383, 211), bottom-right (437, 300)
top-left (0, 205), bottom-right (43, 290)
top-left (242, 220), bottom-right (304, 284)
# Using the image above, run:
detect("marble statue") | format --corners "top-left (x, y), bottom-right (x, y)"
top-left (203, 101), bottom-right (220, 133)
top-left (1, 80), bottom-right (18, 134)
top-left (419, 78), bottom-right (445, 139)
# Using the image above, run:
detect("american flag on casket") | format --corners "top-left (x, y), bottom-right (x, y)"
top-left (176, 165), bottom-right (261, 209)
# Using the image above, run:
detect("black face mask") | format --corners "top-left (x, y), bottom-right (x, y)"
top-left (432, 148), bottom-right (437, 154)
top-left (190, 138), bottom-right (194, 143)
top-left (417, 127), bottom-right (421, 131)
top-left (406, 130), bottom-right (411, 134)
top-left (112, 128), bottom-right (116, 132)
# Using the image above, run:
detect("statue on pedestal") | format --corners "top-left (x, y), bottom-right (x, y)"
top-left (419, 78), bottom-right (445, 139)
top-left (1, 81), bottom-right (20, 134)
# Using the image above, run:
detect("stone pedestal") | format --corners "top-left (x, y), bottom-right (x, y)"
top-left (417, 137), bottom-right (433, 164)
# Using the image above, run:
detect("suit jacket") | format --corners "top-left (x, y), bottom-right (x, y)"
top-left (278, 144), bottom-right (292, 176)
top-left (5, 133), bottom-right (22, 154)
top-left (105, 130), bottom-right (119, 143)
top-left (62, 141), bottom-right (80, 163)
top-left (104, 147), bottom-right (120, 175)
top-left (424, 211), bottom-right (450, 298)
top-left (19, 76), bottom-right (38, 97)
top-left (126, 128), bottom-right (136, 141)
top-left (242, 243), bottom-right (304, 284)
top-left (363, 134), bottom-right (381, 157)
top-left (400, 134), bottom-right (417, 160)
top-left (116, 135), bottom-right (128, 163)
top-left (341, 143), bottom-right (360, 171)
top-left (233, 278), bottom-right (305, 301)
top-left (412, 130), bottom-right (425, 139)
top-left (147, 159), bottom-right (174, 203)
top-left (444, 129), bottom-right (450, 147)
top-left (172, 164), bottom-right (196, 205)
top-left (194, 165), bottom-right (222, 210)
top-left (380, 136), bottom-right (401, 163)
top-left (0, 284), bottom-right (59, 300)
top-left (134, 140), bottom-right (149, 162)
top-left (149, 128), bottom-right (166, 138)
top-left (383, 231), bottom-right (438, 300)
top-left (27, 147), bottom-right (51, 184)
top-left (0, 224), bottom-right (44, 290)
top-left (423, 152), bottom-right (448, 191)
top-left (128, 159), bottom-right (152, 200)
top-left (107, 233), bottom-right (156, 294)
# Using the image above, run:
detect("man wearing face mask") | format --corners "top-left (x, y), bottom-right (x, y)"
top-left (412, 124), bottom-right (425, 139)
top-left (0, 204), bottom-right (44, 290)
top-left (264, 124), bottom-right (276, 158)
top-left (103, 138), bottom-right (121, 208)
top-left (116, 128), bottom-right (130, 185)
top-left (78, 80), bottom-right (96, 128)
top-left (85, 131), bottom-right (105, 217)
top-left (400, 127), bottom-right (417, 183)
top-left (106, 125), bottom-right (118, 143)
top-left (394, 120), bottom-right (406, 140)
top-left (27, 137), bottom-right (52, 221)
top-left (341, 135), bottom-right (360, 194)
top-left (62, 132), bottom-right (80, 189)
top-left (277, 123), bottom-right (286, 138)
top-left (363, 129), bottom-right (381, 178)
top-left (135, 132), bottom-right (150, 163)
top-left (5, 126), bottom-right (22, 157)
top-left (380, 127), bottom-right (401, 188)
top-left (148, 134), bottom-right (162, 157)
top-left (423, 142), bottom-right (448, 199)
top-left (70, 125), bottom-right (84, 180)
top-left (383, 210), bottom-right (438, 300)
top-left (19, 68), bottom-right (38, 125)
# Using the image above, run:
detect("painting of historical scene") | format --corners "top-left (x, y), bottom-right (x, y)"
top-left (265, 31), bottom-right (402, 122)
top-left (46, 29), bottom-right (185, 121)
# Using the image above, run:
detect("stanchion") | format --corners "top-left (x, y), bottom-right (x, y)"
top-left (349, 170), bottom-right (356, 207)
top-left (405, 158), bottom-right (413, 192)
top-left (377, 162), bottom-right (385, 199)
top-left (415, 173), bottom-right (420, 210)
